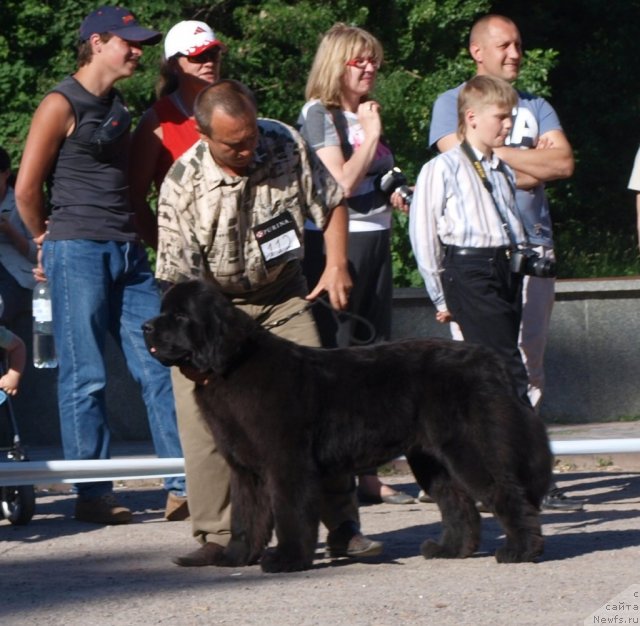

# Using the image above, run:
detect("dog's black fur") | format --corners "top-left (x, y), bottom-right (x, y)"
top-left (143, 279), bottom-right (553, 573)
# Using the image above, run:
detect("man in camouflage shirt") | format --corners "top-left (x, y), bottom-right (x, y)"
top-left (156, 79), bottom-right (382, 567)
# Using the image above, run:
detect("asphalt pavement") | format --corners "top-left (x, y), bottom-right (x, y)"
top-left (1, 421), bottom-right (639, 626)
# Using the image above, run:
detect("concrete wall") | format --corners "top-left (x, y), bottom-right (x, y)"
top-left (392, 278), bottom-right (640, 424)
top-left (0, 313), bottom-right (149, 447)
top-left (3, 277), bottom-right (639, 447)
top-left (541, 278), bottom-right (640, 423)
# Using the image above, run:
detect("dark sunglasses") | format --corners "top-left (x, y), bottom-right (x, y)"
top-left (182, 48), bottom-right (222, 64)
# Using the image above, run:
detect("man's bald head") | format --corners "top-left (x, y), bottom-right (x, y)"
top-left (469, 14), bottom-right (522, 82)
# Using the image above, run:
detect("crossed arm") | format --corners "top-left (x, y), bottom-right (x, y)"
top-left (436, 128), bottom-right (574, 189)
top-left (494, 129), bottom-right (574, 188)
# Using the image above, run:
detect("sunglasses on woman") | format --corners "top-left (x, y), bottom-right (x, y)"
top-left (183, 48), bottom-right (222, 64)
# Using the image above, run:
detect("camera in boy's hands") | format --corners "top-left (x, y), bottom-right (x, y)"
top-left (509, 247), bottom-right (556, 278)
top-left (377, 167), bottom-right (413, 205)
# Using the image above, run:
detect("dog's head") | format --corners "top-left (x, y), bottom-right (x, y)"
top-left (143, 280), bottom-right (258, 375)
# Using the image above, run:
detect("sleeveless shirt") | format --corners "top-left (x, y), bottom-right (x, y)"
top-left (47, 76), bottom-right (135, 241)
top-left (151, 96), bottom-right (199, 190)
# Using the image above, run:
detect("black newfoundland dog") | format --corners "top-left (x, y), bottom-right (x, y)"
top-left (143, 279), bottom-right (552, 573)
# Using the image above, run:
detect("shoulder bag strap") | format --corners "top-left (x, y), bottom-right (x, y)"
top-left (459, 140), bottom-right (521, 248)
top-left (328, 107), bottom-right (353, 160)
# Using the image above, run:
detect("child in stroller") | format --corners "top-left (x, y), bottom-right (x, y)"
top-left (0, 323), bottom-right (26, 397)
top-left (0, 309), bottom-right (36, 525)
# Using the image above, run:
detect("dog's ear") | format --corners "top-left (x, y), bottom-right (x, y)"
top-left (187, 282), bottom-right (258, 375)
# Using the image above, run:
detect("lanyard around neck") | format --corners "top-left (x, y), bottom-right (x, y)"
top-left (459, 140), bottom-right (519, 247)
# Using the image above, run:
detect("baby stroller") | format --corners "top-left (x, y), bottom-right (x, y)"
top-left (0, 369), bottom-right (36, 525)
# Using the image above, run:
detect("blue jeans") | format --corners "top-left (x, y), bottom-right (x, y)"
top-left (43, 239), bottom-right (185, 500)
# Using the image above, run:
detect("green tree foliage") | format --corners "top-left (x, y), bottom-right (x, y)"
top-left (2, 0), bottom-right (639, 283)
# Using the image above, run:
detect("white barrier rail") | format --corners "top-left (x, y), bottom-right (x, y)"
top-left (552, 439), bottom-right (640, 455)
top-left (1, 439), bottom-right (639, 488)
top-left (0, 458), bottom-right (184, 487)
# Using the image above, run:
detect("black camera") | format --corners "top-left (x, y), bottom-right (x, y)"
top-left (509, 247), bottom-right (557, 278)
top-left (377, 167), bottom-right (413, 205)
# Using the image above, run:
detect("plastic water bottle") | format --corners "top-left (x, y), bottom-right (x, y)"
top-left (32, 282), bottom-right (58, 368)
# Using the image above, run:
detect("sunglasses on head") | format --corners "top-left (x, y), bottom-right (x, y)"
top-left (345, 56), bottom-right (380, 70)
top-left (182, 47), bottom-right (222, 64)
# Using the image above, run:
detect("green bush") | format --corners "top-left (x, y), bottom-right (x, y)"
top-left (3, 0), bottom-right (640, 284)
top-left (554, 220), bottom-right (640, 278)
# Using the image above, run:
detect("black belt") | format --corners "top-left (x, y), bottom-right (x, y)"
top-left (445, 245), bottom-right (510, 260)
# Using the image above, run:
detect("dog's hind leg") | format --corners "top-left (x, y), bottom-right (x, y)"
top-left (259, 468), bottom-right (320, 573)
top-left (486, 481), bottom-right (544, 563)
top-left (415, 446), bottom-right (543, 563)
top-left (407, 451), bottom-right (480, 559)
top-left (445, 450), bottom-right (544, 563)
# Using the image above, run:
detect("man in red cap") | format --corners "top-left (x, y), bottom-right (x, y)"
top-left (15, 6), bottom-right (186, 526)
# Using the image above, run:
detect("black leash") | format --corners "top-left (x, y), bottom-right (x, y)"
top-left (263, 296), bottom-right (377, 345)
top-left (314, 296), bottom-right (377, 346)
top-left (263, 301), bottom-right (315, 330)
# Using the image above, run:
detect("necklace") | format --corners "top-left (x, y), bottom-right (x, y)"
top-left (171, 92), bottom-right (192, 119)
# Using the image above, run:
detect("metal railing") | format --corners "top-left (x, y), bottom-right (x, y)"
top-left (1, 439), bottom-right (639, 488)
top-left (0, 458), bottom-right (184, 487)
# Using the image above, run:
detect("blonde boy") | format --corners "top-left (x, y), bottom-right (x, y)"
top-left (410, 75), bottom-right (530, 403)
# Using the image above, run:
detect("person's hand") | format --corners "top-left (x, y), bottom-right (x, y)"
top-left (357, 100), bottom-right (382, 139)
top-left (306, 264), bottom-right (353, 311)
top-left (535, 136), bottom-right (555, 150)
top-left (33, 231), bottom-right (47, 282)
top-left (390, 190), bottom-right (412, 213)
top-left (0, 371), bottom-right (21, 396)
top-left (435, 309), bottom-right (452, 324)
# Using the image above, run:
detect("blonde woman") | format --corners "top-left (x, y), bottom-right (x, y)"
top-left (299, 23), bottom-right (414, 505)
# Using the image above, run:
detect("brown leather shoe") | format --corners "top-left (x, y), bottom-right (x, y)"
top-left (165, 493), bottom-right (189, 521)
top-left (172, 542), bottom-right (226, 567)
top-left (75, 494), bottom-right (132, 525)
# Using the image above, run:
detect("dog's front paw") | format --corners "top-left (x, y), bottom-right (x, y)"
top-left (420, 539), bottom-right (463, 559)
top-left (495, 537), bottom-right (544, 563)
top-left (260, 547), bottom-right (312, 573)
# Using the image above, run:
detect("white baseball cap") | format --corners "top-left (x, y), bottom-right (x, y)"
top-left (164, 20), bottom-right (226, 59)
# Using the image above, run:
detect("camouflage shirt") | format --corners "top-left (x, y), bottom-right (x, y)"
top-left (156, 118), bottom-right (344, 293)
